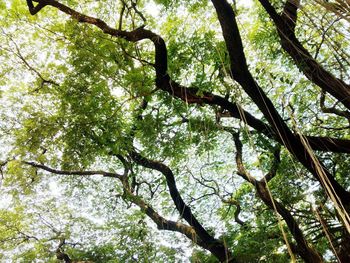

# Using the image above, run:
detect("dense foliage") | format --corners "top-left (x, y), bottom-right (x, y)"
top-left (1, 0), bottom-right (350, 262)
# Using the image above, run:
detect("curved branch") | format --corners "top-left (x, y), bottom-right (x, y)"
top-left (320, 91), bottom-right (350, 121)
top-left (222, 198), bottom-right (246, 227)
top-left (281, 0), bottom-right (300, 31)
top-left (56, 239), bottom-right (72, 263)
top-left (130, 151), bottom-right (235, 262)
top-left (23, 159), bottom-right (227, 258)
top-left (26, 0), bottom-right (49, 15)
top-left (232, 134), bottom-right (323, 263)
top-left (263, 146), bottom-right (281, 182)
top-left (125, 188), bottom-right (205, 247)
top-left (189, 165), bottom-right (247, 227)
top-left (127, 185), bottom-right (242, 260)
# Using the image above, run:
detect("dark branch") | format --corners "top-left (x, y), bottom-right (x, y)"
top-left (222, 198), bottom-right (247, 227)
top-left (26, 0), bottom-right (49, 15)
top-left (320, 91), bottom-right (350, 121)
top-left (281, 0), bottom-right (300, 31)
top-left (263, 146), bottom-right (281, 182)
top-left (258, 0), bottom-right (350, 110)
top-left (232, 133), bottom-right (323, 262)
top-left (130, 151), bottom-right (235, 262)
top-left (211, 0), bottom-right (350, 217)
top-left (23, 161), bottom-right (123, 179)
top-left (56, 239), bottom-right (72, 263)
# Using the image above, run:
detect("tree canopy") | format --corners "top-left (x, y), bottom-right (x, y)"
top-left (1, 0), bottom-right (350, 262)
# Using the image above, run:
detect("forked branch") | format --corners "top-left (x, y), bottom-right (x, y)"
top-left (26, 0), bottom-right (49, 15)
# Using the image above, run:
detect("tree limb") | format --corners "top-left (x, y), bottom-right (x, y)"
top-left (232, 133), bottom-right (323, 263)
top-left (258, 0), bottom-right (350, 110)
top-left (130, 151), bottom-right (235, 262)
top-left (23, 161), bottom-right (123, 179)
top-left (26, 0), bottom-right (49, 15)
top-left (23, 160), bottom-right (222, 259)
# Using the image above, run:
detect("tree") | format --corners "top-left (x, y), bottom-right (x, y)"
top-left (0, 0), bottom-right (349, 262)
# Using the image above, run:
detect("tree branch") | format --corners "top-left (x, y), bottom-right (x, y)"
top-left (55, 238), bottom-right (72, 263)
top-left (23, 159), bottom-right (224, 258)
top-left (232, 133), bottom-right (323, 263)
top-left (130, 151), bottom-right (235, 262)
top-left (320, 91), bottom-right (350, 121)
top-left (189, 165), bottom-right (247, 227)
top-left (23, 161), bottom-right (123, 179)
top-left (26, 0), bottom-right (49, 15)
top-left (258, 0), bottom-right (350, 110)
top-left (281, 0), bottom-right (300, 31)
top-left (125, 188), bottom-right (204, 246)
top-left (263, 146), bottom-right (281, 182)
